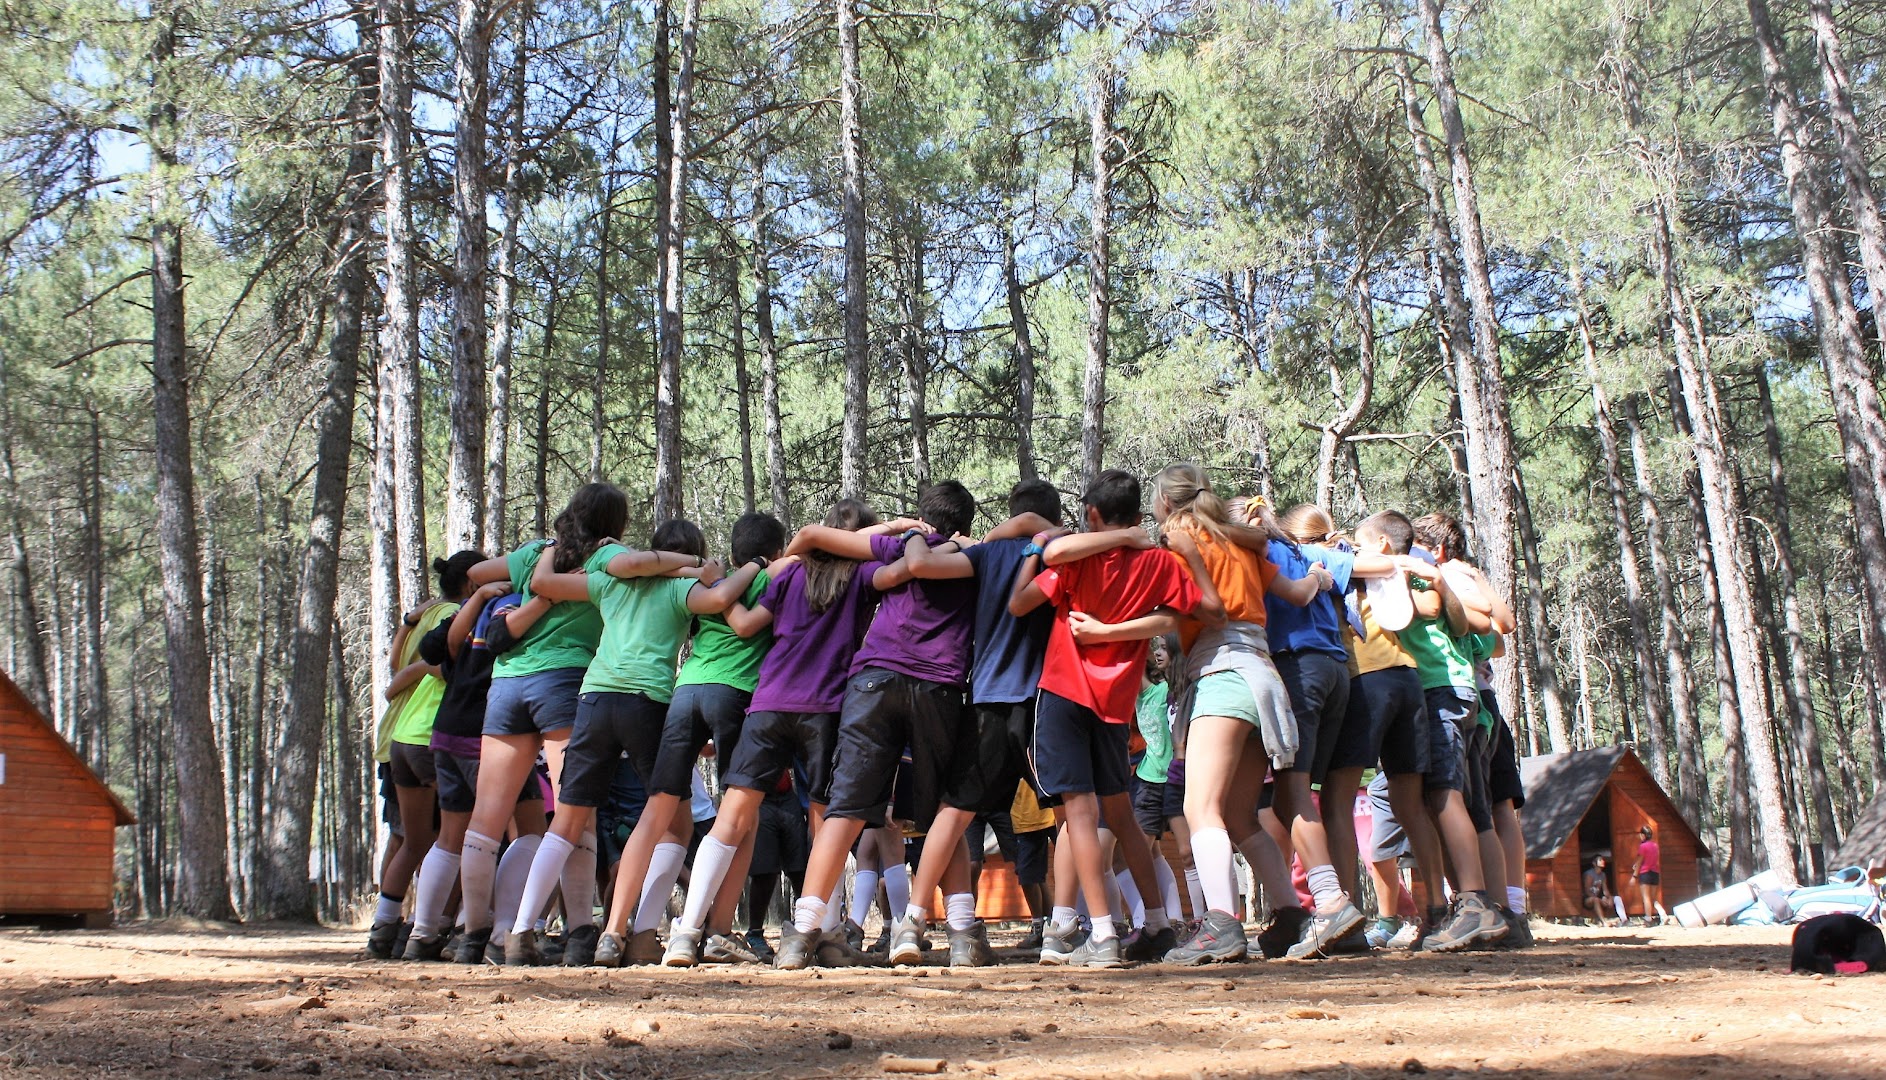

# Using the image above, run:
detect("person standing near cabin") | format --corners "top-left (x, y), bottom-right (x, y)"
top-left (1632, 825), bottom-right (1669, 925)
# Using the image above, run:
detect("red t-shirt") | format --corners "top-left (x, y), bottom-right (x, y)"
top-left (1036, 546), bottom-right (1202, 724)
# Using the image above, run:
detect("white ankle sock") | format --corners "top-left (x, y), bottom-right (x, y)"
top-left (1192, 828), bottom-right (1238, 916)
top-left (374, 893), bottom-right (404, 924)
top-left (882, 864), bottom-right (910, 917)
top-left (411, 846), bottom-right (461, 937)
top-left (1506, 886), bottom-right (1527, 914)
top-left (849, 869), bottom-right (879, 925)
top-left (1305, 864), bottom-right (1345, 910)
top-left (492, 833), bottom-right (540, 940)
top-left (513, 832), bottom-right (575, 935)
top-left (1050, 905), bottom-right (1078, 930)
top-left (902, 904), bottom-right (928, 926)
top-left (634, 842), bottom-right (687, 934)
top-left (1090, 915), bottom-right (1119, 942)
top-left (561, 832), bottom-right (598, 930)
top-left (679, 836), bottom-right (736, 934)
top-left (793, 895), bottom-right (825, 934)
top-left (1144, 906), bottom-right (1171, 933)
top-left (944, 892), bottom-right (976, 931)
top-left (458, 830), bottom-right (502, 933)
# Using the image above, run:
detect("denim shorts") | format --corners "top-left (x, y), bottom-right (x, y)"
top-left (483, 667), bottom-right (586, 736)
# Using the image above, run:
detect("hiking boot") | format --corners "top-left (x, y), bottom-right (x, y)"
top-left (1363, 918), bottom-right (1401, 951)
top-left (1421, 893), bottom-right (1507, 953)
top-left (402, 931), bottom-right (448, 962)
top-left (1326, 929), bottom-right (1373, 955)
top-left (1255, 907), bottom-right (1310, 959)
top-left (947, 922), bottom-right (998, 968)
top-left (775, 923), bottom-right (818, 970)
top-left (591, 931), bottom-right (627, 968)
top-left (663, 926), bottom-right (703, 968)
top-left (815, 929), bottom-right (878, 968)
top-left (1067, 933), bottom-right (1124, 969)
top-left (1410, 905), bottom-right (1449, 953)
top-left (1164, 910), bottom-right (1248, 965)
top-left (843, 918), bottom-right (867, 952)
top-left (562, 924), bottom-right (601, 967)
top-left (744, 928), bottom-right (776, 964)
top-left (703, 932), bottom-right (761, 964)
top-left (627, 928), bottom-right (664, 966)
top-left (505, 928), bottom-right (543, 967)
top-left (1285, 900), bottom-right (1366, 961)
top-left (1038, 921), bottom-right (1083, 966)
top-left (888, 914), bottom-right (928, 967)
top-left (1496, 908), bottom-right (1535, 950)
top-left (366, 920), bottom-right (403, 960)
top-left (1122, 924), bottom-right (1179, 964)
top-left (1018, 918), bottom-right (1046, 953)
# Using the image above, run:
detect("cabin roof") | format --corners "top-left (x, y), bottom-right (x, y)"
top-left (0, 668), bottom-right (136, 827)
top-left (1833, 792), bottom-right (1886, 869)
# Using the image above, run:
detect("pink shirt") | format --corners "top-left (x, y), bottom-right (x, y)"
top-left (1637, 840), bottom-right (1661, 875)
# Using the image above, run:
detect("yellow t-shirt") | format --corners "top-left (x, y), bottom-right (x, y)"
top-left (1010, 782), bottom-right (1056, 834)
top-left (376, 601), bottom-right (459, 760)
top-left (1345, 592), bottom-right (1417, 677)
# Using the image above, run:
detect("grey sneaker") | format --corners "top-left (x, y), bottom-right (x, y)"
top-left (1363, 918), bottom-right (1400, 950)
top-left (504, 928), bottom-right (543, 967)
top-left (1496, 908), bottom-right (1535, 950)
top-left (888, 914), bottom-right (927, 967)
top-left (1421, 894), bottom-right (1507, 953)
top-left (562, 924), bottom-right (601, 967)
top-left (1164, 910), bottom-right (1248, 965)
top-left (627, 928), bottom-right (664, 966)
top-left (592, 931), bottom-right (626, 968)
top-left (702, 932), bottom-right (761, 964)
top-left (842, 918), bottom-right (867, 952)
top-left (1285, 900), bottom-right (1366, 960)
top-left (814, 929), bottom-right (878, 968)
top-left (663, 926), bottom-right (703, 967)
top-left (1038, 921), bottom-right (1082, 966)
top-left (1067, 933), bottom-right (1124, 969)
top-left (947, 922), bottom-right (998, 968)
top-left (775, 923), bottom-right (817, 970)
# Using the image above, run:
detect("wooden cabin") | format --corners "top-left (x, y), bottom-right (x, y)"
top-left (0, 669), bottom-right (135, 925)
top-left (1518, 747), bottom-right (1704, 919)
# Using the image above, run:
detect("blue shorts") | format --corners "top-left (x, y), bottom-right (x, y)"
top-left (1274, 651), bottom-right (1351, 779)
top-left (1032, 689), bottom-right (1131, 799)
top-left (483, 667), bottom-right (586, 737)
top-left (1350, 667), bottom-right (1429, 777)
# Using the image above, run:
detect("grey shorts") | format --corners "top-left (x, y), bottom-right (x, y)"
top-left (1367, 771), bottom-right (1410, 865)
top-left (483, 667), bottom-right (586, 737)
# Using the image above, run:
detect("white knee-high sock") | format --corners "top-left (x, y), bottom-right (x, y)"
top-left (1101, 867), bottom-right (1124, 924)
top-left (561, 832), bottom-right (598, 930)
top-left (411, 845), bottom-right (462, 938)
top-left (1192, 828), bottom-right (1239, 916)
top-left (679, 836), bottom-right (737, 934)
top-left (1154, 856), bottom-right (1182, 920)
top-left (513, 832), bottom-right (575, 935)
top-left (458, 830), bottom-right (502, 933)
top-left (1184, 866), bottom-right (1206, 919)
top-left (882, 864), bottom-right (910, 918)
top-left (1613, 895), bottom-right (1627, 921)
top-left (1115, 868), bottom-right (1145, 928)
top-left (634, 842), bottom-right (687, 934)
top-left (849, 869), bottom-right (879, 925)
top-left (492, 834), bottom-right (540, 939)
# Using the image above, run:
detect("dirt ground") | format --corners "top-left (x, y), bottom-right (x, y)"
top-left (0, 921), bottom-right (1877, 1079)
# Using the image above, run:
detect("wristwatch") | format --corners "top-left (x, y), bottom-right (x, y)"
top-left (1022, 542), bottom-right (1044, 558)
top-left (750, 556), bottom-right (770, 569)
top-left (901, 527), bottom-right (926, 543)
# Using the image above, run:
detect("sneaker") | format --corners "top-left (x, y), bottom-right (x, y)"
top-left (843, 918), bottom-right (867, 952)
top-left (888, 914), bottom-right (928, 967)
top-left (1421, 893), bottom-right (1507, 953)
top-left (1122, 924), bottom-right (1179, 964)
top-left (592, 931), bottom-right (627, 968)
top-left (1038, 921), bottom-right (1082, 966)
top-left (1410, 905), bottom-right (1449, 953)
top-left (1388, 919), bottom-right (1422, 950)
top-left (505, 928), bottom-right (543, 967)
top-left (775, 923), bottom-right (817, 970)
top-left (627, 928), bottom-right (664, 965)
top-left (1255, 907), bottom-right (1309, 959)
top-left (1496, 908), bottom-right (1535, 950)
top-left (365, 919), bottom-right (403, 960)
top-left (1285, 900), bottom-right (1366, 961)
top-left (664, 927), bottom-right (703, 968)
top-left (402, 931), bottom-right (448, 962)
top-left (1018, 918), bottom-right (1046, 953)
top-left (1363, 918), bottom-right (1400, 951)
top-left (744, 928), bottom-right (776, 964)
top-left (563, 924), bottom-right (601, 967)
top-left (483, 933), bottom-right (507, 966)
top-left (702, 932), bottom-right (761, 964)
top-left (1067, 933), bottom-right (1124, 969)
top-left (1164, 910), bottom-right (1248, 965)
top-left (947, 922), bottom-right (998, 968)
top-left (870, 924), bottom-right (893, 955)
top-left (815, 929), bottom-right (878, 968)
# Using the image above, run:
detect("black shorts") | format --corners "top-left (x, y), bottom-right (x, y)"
top-left (378, 762), bottom-right (401, 837)
top-left (389, 740), bottom-right (437, 788)
top-left (1031, 689), bottom-right (1131, 799)
top-left (560, 691), bottom-right (668, 808)
top-left (1484, 691), bottom-right (1525, 809)
top-left (1349, 667), bottom-right (1428, 777)
top-left (1163, 760), bottom-right (1187, 819)
top-left (1461, 720), bottom-right (1494, 834)
top-left (1638, 871), bottom-right (1661, 886)
top-left (722, 710), bottom-right (839, 804)
top-left (942, 701), bottom-right (1043, 814)
top-left (966, 811), bottom-right (1019, 864)
top-left (751, 788), bottom-right (810, 877)
top-left (653, 683), bottom-right (752, 798)
top-left (824, 668), bottom-right (967, 830)
top-left (1014, 828), bottom-right (1051, 887)
top-left (434, 749), bottom-right (544, 815)
top-left (1422, 687), bottom-right (1476, 796)
top-left (1133, 777), bottom-right (1170, 837)
top-left (1273, 652), bottom-right (1351, 780)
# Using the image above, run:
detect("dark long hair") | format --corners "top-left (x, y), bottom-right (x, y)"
top-left (803, 499), bottom-right (878, 613)
top-left (433, 550), bottom-right (487, 601)
top-left (552, 483), bottom-right (629, 572)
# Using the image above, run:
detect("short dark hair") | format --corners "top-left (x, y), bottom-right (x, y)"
top-left (1414, 511), bottom-right (1469, 561)
top-left (1081, 469), bottom-right (1141, 526)
top-left (1007, 479), bottom-right (1063, 524)
top-left (730, 512), bottom-right (787, 565)
top-left (650, 518), bottom-right (707, 558)
top-left (919, 480), bottom-right (977, 538)
top-left (1358, 510), bottom-right (1415, 555)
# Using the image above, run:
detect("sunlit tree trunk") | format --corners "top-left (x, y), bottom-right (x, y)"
top-left (485, 1), bottom-right (529, 552)
top-left (446, 0), bottom-right (492, 551)
top-left (751, 161), bottom-right (789, 525)
top-left (652, 0), bottom-right (700, 520)
top-left (1003, 227), bottom-right (1038, 482)
top-left (900, 229), bottom-right (930, 488)
top-left (837, 0), bottom-right (869, 498)
top-left (1080, 37), bottom-right (1115, 488)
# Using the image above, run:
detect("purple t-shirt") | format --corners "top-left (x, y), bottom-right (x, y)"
top-left (849, 533), bottom-right (977, 685)
top-left (748, 559), bottom-right (882, 715)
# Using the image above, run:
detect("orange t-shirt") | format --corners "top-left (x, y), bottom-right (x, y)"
top-left (1176, 524), bottom-right (1277, 650)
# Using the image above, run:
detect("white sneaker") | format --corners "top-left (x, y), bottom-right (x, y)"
top-left (663, 926), bottom-right (702, 968)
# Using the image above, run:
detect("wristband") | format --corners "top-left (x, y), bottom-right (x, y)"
top-left (1022, 542), bottom-right (1044, 558)
top-left (901, 528), bottom-right (925, 543)
top-left (750, 556), bottom-right (769, 569)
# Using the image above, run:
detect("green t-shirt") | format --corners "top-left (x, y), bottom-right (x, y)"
top-left (581, 573), bottom-right (699, 700)
top-left (385, 601), bottom-right (460, 750)
top-left (494, 540), bottom-right (628, 679)
top-left (1135, 681), bottom-right (1173, 783)
top-left (1399, 612), bottom-right (1476, 692)
top-left (1469, 632), bottom-right (1499, 731)
top-left (675, 570), bottom-right (772, 693)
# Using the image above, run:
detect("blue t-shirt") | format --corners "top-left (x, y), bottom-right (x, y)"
top-left (964, 538), bottom-right (1053, 705)
top-left (1264, 540), bottom-right (1353, 659)
top-left (849, 533), bottom-right (977, 685)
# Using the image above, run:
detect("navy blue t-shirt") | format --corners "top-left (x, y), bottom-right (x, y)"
top-left (1264, 539), bottom-right (1354, 659)
top-left (965, 538), bottom-right (1053, 705)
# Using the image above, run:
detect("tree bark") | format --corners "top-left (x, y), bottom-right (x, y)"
top-left (752, 166), bottom-right (790, 525)
top-left (1003, 227), bottom-right (1038, 482)
top-left (1315, 278), bottom-right (1377, 513)
top-left (446, 0), bottom-right (493, 552)
top-left (1080, 37), bottom-right (1115, 489)
top-left (533, 272), bottom-right (561, 537)
top-left (485, 1), bottom-right (529, 553)
top-left (1805, 0), bottom-right (1886, 358)
top-left (78, 406), bottom-right (108, 775)
top-left (0, 349), bottom-right (51, 716)
top-left (149, 6), bottom-right (235, 920)
top-left (900, 229), bottom-right (930, 488)
top-left (729, 255), bottom-right (756, 514)
top-left (837, 0), bottom-right (869, 499)
top-left (590, 123), bottom-right (619, 482)
top-left (652, 0), bottom-right (701, 521)
top-left (380, 0), bottom-right (428, 616)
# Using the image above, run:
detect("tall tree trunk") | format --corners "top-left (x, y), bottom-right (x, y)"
top-left (446, 0), bottom-right (492, 551)
top-left (1511, 472), bottom-right (1570, 750)
top-left (752, 166), bottom-right (790, 525)
top-left (0, 349), bottom-right (50, 715)
top-left (78, 406), bottom-right (107, 775)
top-left (1315, 278), bottom-right (1377, 513)
top-left (652, 0), bottom-right (701, 521)
top-left (1080, 38), bottom-right (1115, 488)
top-left (1756, 368), bottom-right (1839, 855)
top-left (591, 124), bottom-right (619, 481)
top-left (485, 1), bottom-right (529, 552)
top-left (534, 274), bottom-right (559, 536)
top-left (149, 7), bottom-right (234, 920)
top-left (1003, 227), bottom-right (1038, 482)
top-left (900, 229), bottom-right (930, 488)
top-left (729, 255), bottom-right (756, 514)
top-left (837, 0), bottom-right (869, 499)
top-left (1806, 0), bottom-right (1886, 357)
top-left (256, 59), bottom-right (376, 922)
top-left (380, 0), bottom-right (428, 615)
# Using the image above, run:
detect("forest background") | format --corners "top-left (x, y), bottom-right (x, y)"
top-left (2, 0), bottom-right (1882, 923)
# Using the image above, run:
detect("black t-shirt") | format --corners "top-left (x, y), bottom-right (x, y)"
top-left (420, 595), bottom-right (512, 741)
